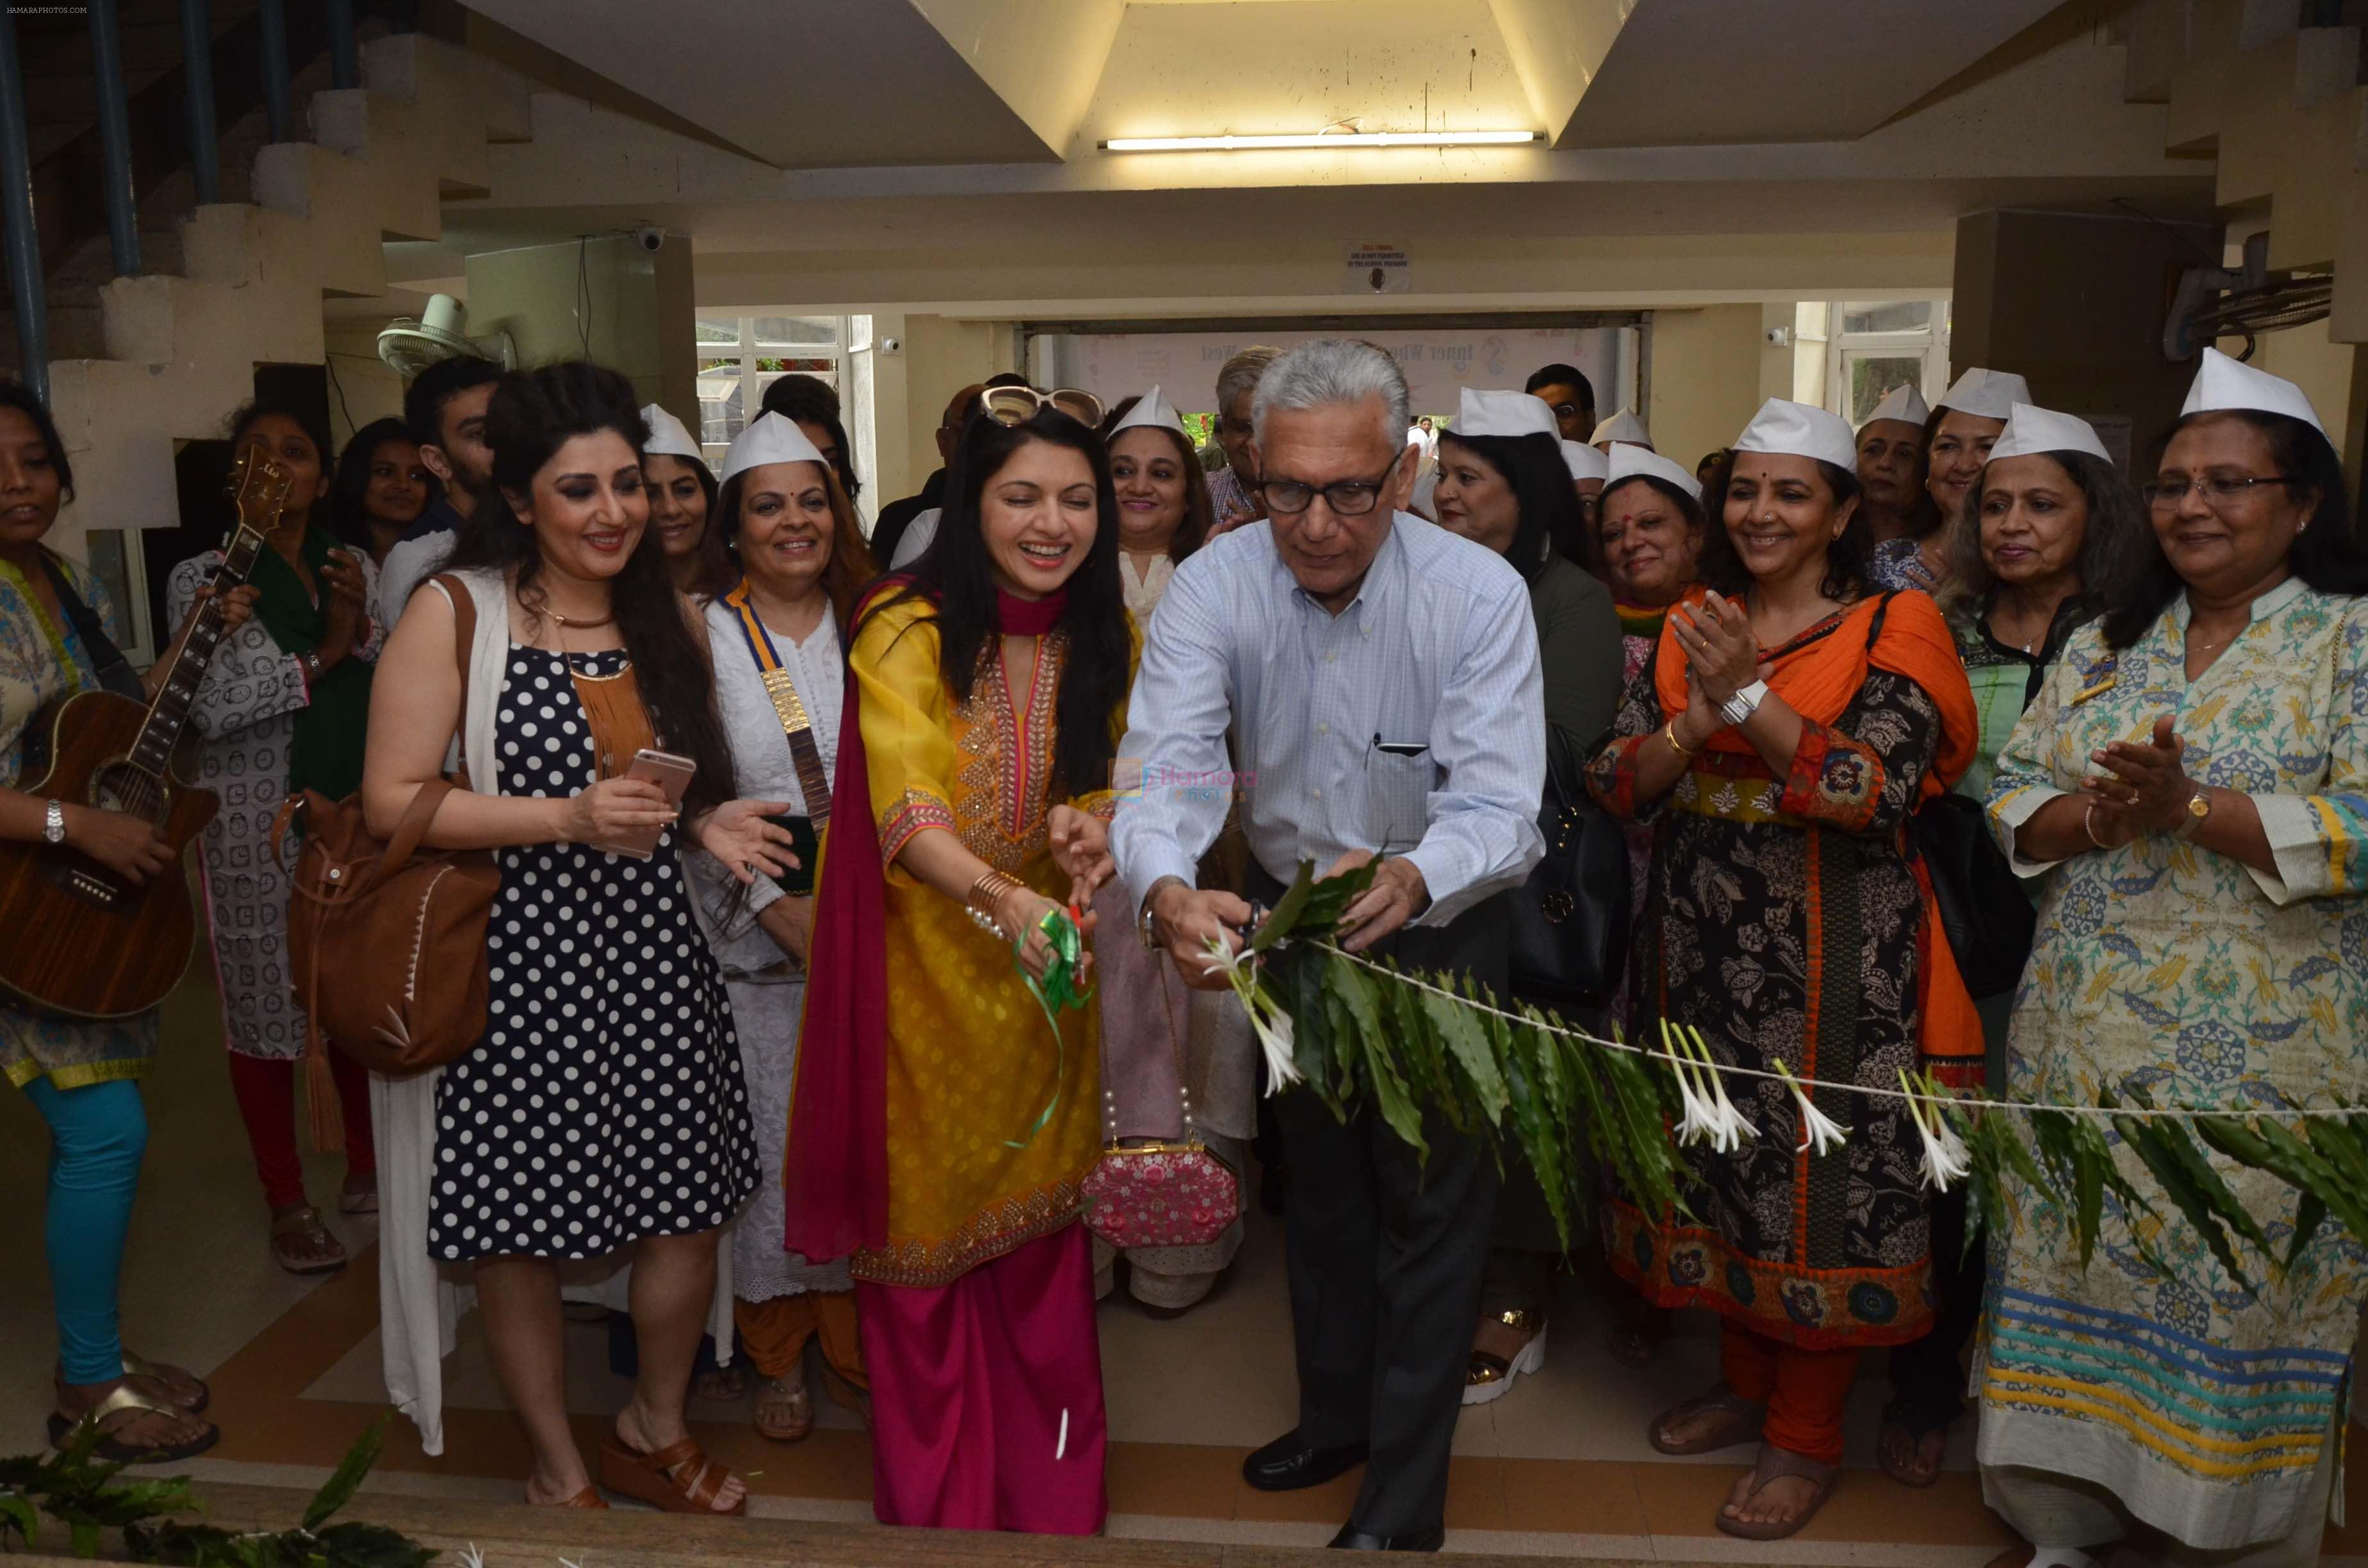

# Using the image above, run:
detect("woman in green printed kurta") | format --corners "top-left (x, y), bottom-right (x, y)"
top-left (1977, 351), bottom-right (2368, 1568)
top-left (0, 382), bottom-right (245, 1460)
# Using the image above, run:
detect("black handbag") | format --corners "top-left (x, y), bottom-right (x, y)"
top-left (1856, 594), bottom-right (2035, 999)
top-left (1909, 789), bottom-right (2035, 999)
top-left (1508, 736), bottom-right (1632, 1010)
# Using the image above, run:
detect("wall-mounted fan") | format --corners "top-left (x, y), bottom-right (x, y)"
top-left (2164, 232), bottom-right (2332, 361)
top-left (377, 293), bottom-right (515, 378)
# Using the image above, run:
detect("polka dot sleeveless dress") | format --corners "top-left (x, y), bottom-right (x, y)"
top-left (427, 646), bottom-right (757, 1262)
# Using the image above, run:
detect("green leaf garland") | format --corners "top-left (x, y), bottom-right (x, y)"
top-left (1237, 857), bottom-right (2368, 1286)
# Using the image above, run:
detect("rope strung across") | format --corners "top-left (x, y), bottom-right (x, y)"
top-left (1213, 857), bottom-right (2365, 1295)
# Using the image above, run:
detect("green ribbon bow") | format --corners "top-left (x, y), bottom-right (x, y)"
top-left (1005, 906), bottom-right (1090, 1150)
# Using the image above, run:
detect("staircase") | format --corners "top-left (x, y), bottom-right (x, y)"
top-left (3, 18), bottom-right (533, 560)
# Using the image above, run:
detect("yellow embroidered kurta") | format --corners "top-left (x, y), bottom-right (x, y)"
top-left (851, 599), bottom-right (1106, 1287)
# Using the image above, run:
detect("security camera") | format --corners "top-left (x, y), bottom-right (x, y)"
top-left (879, 336), bottom-right (902, 354)
top-left (634, 225), bottom-right (665, 252)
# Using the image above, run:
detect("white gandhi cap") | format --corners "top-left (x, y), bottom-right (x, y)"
top-left (1858, 383), bottom-right (1930, 429)
top-left (1936, 368), bottom-right (2032, 421)
top-left (719, 411), bottom-right (829, 486)
top-left (1111, 386), bottom-right (1187, 437)
top-left (1732, 398), bottom-right (1858, 471)
top-left (1591, 409), bottom-right (1650, 449)
top-left (1605, 441), bottom-right (1702, 503)
top-left (1455, 387), bottom-right (1561, 441)
top-left (1560, 440), bottom-right (1609, 483)
top-left (639, 403), bottom-right (702, 461)
top-left (2180, 345), bottom-right (2326, 435)
top-left (1988, 403), bottom-right (2110, 463)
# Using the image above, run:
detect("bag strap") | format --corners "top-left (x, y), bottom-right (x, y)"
top-left (434, 573), bottom-right (479, 791)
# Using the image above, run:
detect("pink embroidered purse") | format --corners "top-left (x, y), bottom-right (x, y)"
top-left (1081, 1135), bottom-right (1240, 1250)
top-left (1081, 962), bottom-right (1242, 1250)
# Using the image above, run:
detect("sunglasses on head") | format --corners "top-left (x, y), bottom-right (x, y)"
top-left (980, 386), bottom-right (1105, 430)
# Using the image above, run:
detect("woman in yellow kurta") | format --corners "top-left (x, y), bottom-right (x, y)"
top-left (786, 391), bottom-right (1131, 1533)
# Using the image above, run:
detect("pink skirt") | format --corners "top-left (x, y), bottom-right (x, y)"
top-left (855, 1223), bottom-right (1108, 1532)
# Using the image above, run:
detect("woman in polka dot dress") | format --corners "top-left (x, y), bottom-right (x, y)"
top-left (363, 363), bottom-right (798, 1514)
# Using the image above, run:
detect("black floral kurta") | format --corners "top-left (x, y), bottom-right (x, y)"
top-left (1586, 610), bottom-right (1945, 1349)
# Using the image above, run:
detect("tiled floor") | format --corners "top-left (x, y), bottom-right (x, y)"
top-left (5, 967), bottom-right (2365, 1565)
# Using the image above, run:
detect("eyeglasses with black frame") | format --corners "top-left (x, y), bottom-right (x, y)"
top-left (1258, 452), bottom-right (1406, 518)
top-left (2140, 473), bottom-right (2303, 508)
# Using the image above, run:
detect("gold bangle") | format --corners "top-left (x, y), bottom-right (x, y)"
top-left (967, 868), bottom-right (1023, 917)
top-left (1663, 721), bottom-right (1695, 758)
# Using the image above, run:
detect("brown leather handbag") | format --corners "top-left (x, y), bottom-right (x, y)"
top-left (275, 575), bottom-right (497, 1078)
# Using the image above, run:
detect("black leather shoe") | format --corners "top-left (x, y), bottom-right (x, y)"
top-left (1241, 1430), bottom-right (1369, 1491)
top-left (1328, 1523), bottom-right (1447, 1551)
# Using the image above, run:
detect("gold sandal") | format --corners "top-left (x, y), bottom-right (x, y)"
top-left (270, 1205), bottom-right (348, 1275)
top-left (1463, 1308), bottom-right (1546, 1407)
top-left (47, 1383), bottom-right (219, 1463)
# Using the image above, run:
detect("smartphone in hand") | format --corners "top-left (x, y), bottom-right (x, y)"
top-left (594, 747), bottom-right (695, 860)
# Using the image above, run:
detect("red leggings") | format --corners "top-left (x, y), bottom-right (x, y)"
top-left (224, 1049), bottom-right (375, 1210)
top-left (1721, 1319), bottom-right (1861, 1466)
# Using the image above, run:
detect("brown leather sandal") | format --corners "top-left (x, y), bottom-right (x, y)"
top-left (270, 1205), bottom-right (348, 1275)
top-left (548, 1485), bottom-right (608, 1509)
top-left (1717, 1443), bottom-right (1839, 1540)
top-left (596, 1433), bottom-right (746, 1515)
top-left (1649, 1381), bottom-right (1766, 1455)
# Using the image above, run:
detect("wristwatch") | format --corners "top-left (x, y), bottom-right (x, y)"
top-left (42, 799), bottom-right (65, 845)
top-left (301, 651), bottom-right (324, 682)
top-left (1139, 874), bottom-right (1188, 952)
top-left (2175, 787), bottom-right (2212, 840)
top-left (1720, 679), bottom-right (1770, 726)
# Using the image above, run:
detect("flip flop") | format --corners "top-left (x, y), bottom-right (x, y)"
top-left (1878, 1401), bottom-right (1951, 1488)
top-left (47, 1384), bottom-right (219, 1464)
top-left (1717, 1443), bottom-right (1839, 1541)
top-left (56, 1355), bottom-right (210, 1415)
top-left (1649, 1382), bottom-right (1766, 1455)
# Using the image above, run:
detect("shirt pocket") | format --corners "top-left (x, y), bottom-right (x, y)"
top-left (1363, 742), bottom-right (1437, 854)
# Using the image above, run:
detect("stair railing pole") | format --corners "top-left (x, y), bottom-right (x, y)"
top-left (327, 0), bottom-right (358, 90)
top-left (180, 0), bottom-right (220, 205)
top-left (258, 0), bottom-right (290, 142)
top-left (87, 0), bottom-right (142, 277)
top-left (0, 3), bottom-right (47, 402)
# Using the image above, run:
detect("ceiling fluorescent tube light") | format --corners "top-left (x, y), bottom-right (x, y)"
top-left (1103, 130), bottom-right (1541, 152)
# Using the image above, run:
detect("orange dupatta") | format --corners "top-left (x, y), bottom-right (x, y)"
top-left (1653, 587), bottom-right (1984, 1073)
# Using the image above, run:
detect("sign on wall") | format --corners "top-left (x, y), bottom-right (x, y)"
top-left (1037, 325), bottom-right (1627, 420)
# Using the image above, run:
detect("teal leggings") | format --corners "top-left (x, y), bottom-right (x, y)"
top-left (21, 1077), bottom-right (146, 1384)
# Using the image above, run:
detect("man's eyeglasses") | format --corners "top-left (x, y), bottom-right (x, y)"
top-left (2140, 474), bottom-right (2301, 508)
top-left (1258, 454), bottom-right (1404, 518)
top-left (980, 386), bottom-right (1105, 430)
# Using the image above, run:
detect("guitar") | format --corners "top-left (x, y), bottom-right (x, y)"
top-left (0, 445), bottom-right (292, 1019)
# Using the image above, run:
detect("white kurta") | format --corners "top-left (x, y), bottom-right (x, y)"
top-left (170, 549), bottom-right (385, 1061)
top-left (693, 594), bottom-right (853, 1303)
